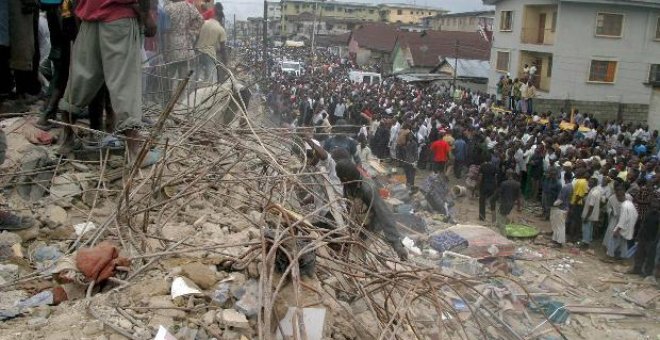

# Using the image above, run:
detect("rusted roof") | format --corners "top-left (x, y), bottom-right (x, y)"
top-left (396, 30), bottom-right (491, 67)
top-left (348, 23), bottom-right (401, 52)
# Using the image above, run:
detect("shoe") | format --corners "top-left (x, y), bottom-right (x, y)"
top-left (0, 211), bottom-right (29, 231)
top-left (624, 268), bottom-right (642, 275)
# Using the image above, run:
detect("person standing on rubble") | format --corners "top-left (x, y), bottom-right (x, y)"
top-left (477, 157), bottom-right (497, 222)
top-left (57, 0), bottom-right (157, 157)
top-left (335, 160), bottom-right (408, 260)
top-left (429, 131), bottom-right (450, 174)
top-left (491, 169), bottom-right (522, 234)
top-left (629, 191), bottom-right (659, 279)
top-left (164, 0), bottom-right (203, 93)
top-left (194, 3), bottom-right (227, 83)
top-left (579, 177), bottom-right (602, 249)
top-left (606, 184), bottom-right (638, 260)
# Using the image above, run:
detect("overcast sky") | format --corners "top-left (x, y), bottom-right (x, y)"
top-left (222, 0), bottom-right (493, 21)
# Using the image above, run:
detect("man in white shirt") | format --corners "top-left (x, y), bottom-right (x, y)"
top-left (332, 99), bottom-right (346, 122)
top-left (389, 120), bottom-right (401, 159)
top-left (417, 123), bottom-right (429, 144)
top-left (606, 186), bottom-right (638, 258)
top-left (580, 178), bottom-right (602, 248)
top-left (529, 62), bottom-right (537, 80)
top-left (514, 143), bottom-right (526, 175)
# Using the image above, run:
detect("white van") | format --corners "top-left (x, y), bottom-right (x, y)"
top-left (281, 61), bottom-right (303, 76)
top-left (348, 70), bottom-right (382, 85)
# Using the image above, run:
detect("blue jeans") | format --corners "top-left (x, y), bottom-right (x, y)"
top-left (582, 220), bottom-right (593, 244)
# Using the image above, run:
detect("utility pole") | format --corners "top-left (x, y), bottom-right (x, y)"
top-left (311, 1), bottom-right (318, 61)
top-left (263, 0), bottom-right (269, 76)
top-left (233, 14), bottom-right (236, 48)
top-left (452, 39), bottom-right (459, 91)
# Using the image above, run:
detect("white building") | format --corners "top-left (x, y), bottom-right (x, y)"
top-left (484, 0), bottom-right (660, 126)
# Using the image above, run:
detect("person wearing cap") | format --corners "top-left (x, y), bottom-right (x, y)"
top-left (559, 161), bottom-right (573, 186)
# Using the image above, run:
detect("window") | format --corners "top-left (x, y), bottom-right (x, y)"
top-left (369, 9), bottom-right (374, 14)
top-left (500, 11), bottom-right (513, 31)
top-left (547, 56), bottom-right (553, 77)
top-left (595, 13), bottom-right (624, 37)
top-left (496, 51), bottom-right (510, 72)
top-left (397, 9), bottom-right (402, 15)
top-left (589, 60), bottom-right (617, 83)
top-left (649, 64), bottom-right (660, 83)
top-left (551, 12), bottom-right (557, 32)
top-left (656, 17), bottom-right (660, 40)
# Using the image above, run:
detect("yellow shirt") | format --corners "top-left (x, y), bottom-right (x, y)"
top-left (571, 179), bottom-right (589, 205)
top-left (618, 170), bottom-right (628, 181)
top-left (195, 19), bottom-right (227, 60)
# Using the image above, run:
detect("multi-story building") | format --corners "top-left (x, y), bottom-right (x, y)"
top-left (267, 1), bottom-right (283, 38)
top-left (484, 0), bottom-right (660, 125)
top-left (378, 4), bottom-right (447, 24)
top-left (424, 10), bottom-right (495, 33)
top-left (280, 0), bottom-right (446, 39)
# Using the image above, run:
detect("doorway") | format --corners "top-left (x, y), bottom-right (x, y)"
top-left (538, 13), bottom-right (546, 44)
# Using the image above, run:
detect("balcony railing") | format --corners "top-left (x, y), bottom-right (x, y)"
top-left (521, 28), bottom-right (555, 45)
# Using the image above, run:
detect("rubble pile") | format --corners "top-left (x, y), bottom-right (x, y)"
top-left (0, 69), bottom-right (658, 340)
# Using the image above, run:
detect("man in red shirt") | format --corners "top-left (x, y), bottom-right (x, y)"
top-left (430, 133), bottom-right (450, 174)
top-left (57, 0), bottom-right (156, 159)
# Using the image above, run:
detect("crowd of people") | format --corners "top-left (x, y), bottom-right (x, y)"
top-left (268, 48), bottom-right (659, 276)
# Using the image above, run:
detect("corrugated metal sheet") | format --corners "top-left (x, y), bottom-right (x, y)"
top-left (443, 58), bottom-right (491, 79)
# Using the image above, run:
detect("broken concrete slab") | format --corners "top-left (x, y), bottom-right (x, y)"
top-left (217, 309), bottom-right (250, 329)
top-left (49, 174), bottom-right (82, 203)
top-left (147, 295), bottom-right (187, 319)
top-left (44, 206), bottom-right (68, 227)
top-left (275, 307), bottom-right (327, 340)
top-left (161, 223), bottom-right (195, 242)
top-left (181, 262), bottom-right (218, 290)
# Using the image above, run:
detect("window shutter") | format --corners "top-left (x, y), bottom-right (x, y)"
top-left (606, 62), bottom-right (616, 82)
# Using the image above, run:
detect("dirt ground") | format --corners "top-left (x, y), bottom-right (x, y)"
top-left (406, 166), bottom-right (660, 340)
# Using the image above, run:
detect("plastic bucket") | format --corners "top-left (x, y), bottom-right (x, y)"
top-left (452, 185), bottom-right (467, 197)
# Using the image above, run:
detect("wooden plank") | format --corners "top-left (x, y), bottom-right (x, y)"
top-left (565, 306), bottom-right (645, 316)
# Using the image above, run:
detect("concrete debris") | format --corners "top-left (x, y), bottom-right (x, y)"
top-left (217, 309), bottom-right (250, 329)
top-left (170, 276), bottom-right (202, 299)
top-left (0, 51), bottom-right (656, 340)
top-left (275, 307), bottom-right (327, 340)
top-left (44, 206), bottom-right (68, 227)
top-left (234, 279), bottom-right (260, 318)
top-left (180, 262), bottom-right (218, 290)
top-left (49, 174), bottom-right (83, 204)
